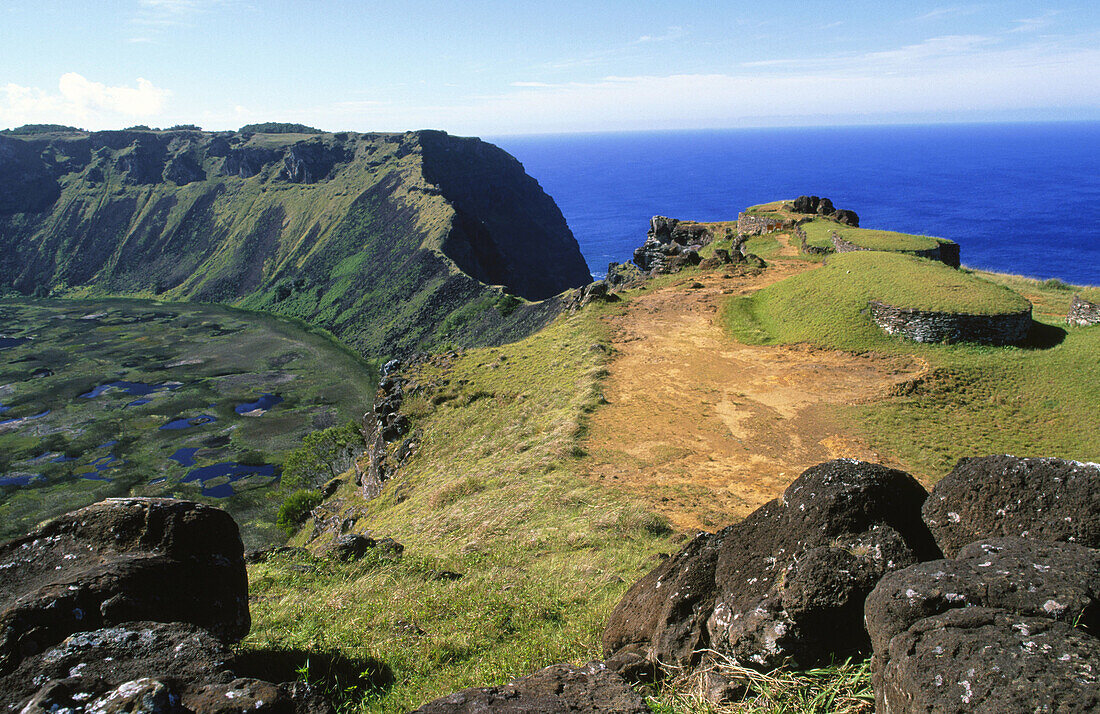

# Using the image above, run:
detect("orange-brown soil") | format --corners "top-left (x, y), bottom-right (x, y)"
top-left (583, 259), bottom-right (922, 532)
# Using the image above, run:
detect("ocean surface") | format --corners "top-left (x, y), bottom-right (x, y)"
top-left (493, 123), bottom-right (1099, 286)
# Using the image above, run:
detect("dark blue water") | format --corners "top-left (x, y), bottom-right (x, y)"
top-left (0, 336), bottom-right (28, 350)
top-left (80, 381), bottom-right (177, 400)
top-left (160, 414), bottom-right (217, 430)
top-left (0, 409), bottom-right (49, 426)
top-left (182, 462), bottom-right (278, 498)
top-left (235, 393), bottom-right (283, 415)
top-left (494, 122), bottom-right (1100, 285)
top-left (168, 447), bottom-right (200, 467)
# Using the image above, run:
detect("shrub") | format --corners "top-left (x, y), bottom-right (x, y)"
top-left (276, 489), bottom-right (323, 536)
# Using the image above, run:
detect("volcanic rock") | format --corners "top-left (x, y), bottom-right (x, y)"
top-left (411, 661), bottom-right (649, 713)
top-left (865, 537), bottom-right (1100, 713)
top-left (0, 497), bottom-right (249, 673)
top-left (923, 455), bottom-right (1100, 556)
top-left (603, 460), bottom-right (939, 677)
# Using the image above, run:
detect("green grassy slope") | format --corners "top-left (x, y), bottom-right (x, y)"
top-left (246, 306), bottom-right (678, 711)
top-left (725, 252), bottom-right (1029, 349)
top-left (800, 219), bottom-right (950, 252)
top-left (725, 256), bottom-right (1097, 481)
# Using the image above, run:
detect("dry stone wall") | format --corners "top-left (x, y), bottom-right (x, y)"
top-left (1067, 294), bottom-right (1100, 327)
top-left (869, 300), bottom-right (1031, 345)
top-left (736, 213), bottom-right (792, 236)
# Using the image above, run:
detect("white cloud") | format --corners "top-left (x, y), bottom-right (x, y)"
top-left (0, 73), bottom-right (171, 129)
top-left (1009, 11), bottom-right (1059, 33)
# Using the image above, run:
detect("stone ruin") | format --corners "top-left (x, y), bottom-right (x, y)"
top-left (1067, 294), bottom-right (1100, 327)
top-left (868, 300), bottom-right (1031, 345)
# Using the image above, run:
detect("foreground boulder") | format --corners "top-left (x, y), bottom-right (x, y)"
top-left (865, 537), bottom-right (1100, 713)
top-left (603, 460), bottom-right (940, 677)
top-left (0, 497), bottom-right (249, 673)
top-left (923, 455), bottom-right (1100, 557)
top-left (411, 661), bottom-right (649, 713)
top-left (0, 621), bottom-right (331, 713)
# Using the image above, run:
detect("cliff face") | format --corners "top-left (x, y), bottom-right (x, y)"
top-left (0, 128), bottom-right (591, 356)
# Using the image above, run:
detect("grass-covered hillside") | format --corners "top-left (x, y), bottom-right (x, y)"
top-left (244, 211), bottom-right (1097, 711)
top-left (725, 251), bottom-right (1030, 349)
top-left (0, 128), bottom-right (592, 358)
top-left (246, 305), bottom-right (679, 711)
top-left (725, 252), bottom-right (1098, 481)
top-left (799, 219), bottom-right (951, 253)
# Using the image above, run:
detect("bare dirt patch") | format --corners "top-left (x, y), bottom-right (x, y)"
top-left (583, 260), bottom-right (922, 532)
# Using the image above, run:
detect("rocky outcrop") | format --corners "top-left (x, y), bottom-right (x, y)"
top-left (923, 455), bottom-right (1100, 557)
top-left (0, 498), bottom-right (336, 712)
top-left (359, 356), bottom-right (432, 499)
top-left (0, 621), bottom-right (331, 714)
top-left (0, 497), bottom-right (249, 672)
top-left (1067, 294), bottom-right (1100, 327)
top-left (792, 195), bottom-right (859, 226)
top-left (869, 300), bottom-right (1032, 345)
top-left (832, 209), bottom-right (859, 227)
top-left (0, 129), bottom-right (591, 357)
top-left (602, 460), bottom-right (939, 678)
top-left (411, 661), bottom-right (649, 714)
top-left (632, 216), bottom-right (712, 273)
top-left (865, 537), bottom-right (1100, 713)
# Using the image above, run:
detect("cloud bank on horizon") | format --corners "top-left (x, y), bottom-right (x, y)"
top-left (1, 0), bottom-right (1097, 135)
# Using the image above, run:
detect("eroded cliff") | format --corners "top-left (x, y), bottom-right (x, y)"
top-left (0, 127), bottom-right (592, 356)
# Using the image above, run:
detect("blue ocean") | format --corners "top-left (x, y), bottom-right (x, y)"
top-left (493, 123), bottom-right (1099, 286)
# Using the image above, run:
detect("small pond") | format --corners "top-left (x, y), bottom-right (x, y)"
top-left (181, 462), bottom-right (279, 498)
top-left (79, 381), bottom-right (180, 400)
top-left (160, 414), bottom-right (218, 430)
top-left (235, 393), bottom-right (284, 415)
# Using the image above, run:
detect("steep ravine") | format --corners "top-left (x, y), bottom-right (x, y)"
top-left (0, 128), bottom-right (592, 357)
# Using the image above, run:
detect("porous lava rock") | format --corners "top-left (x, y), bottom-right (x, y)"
top-left (0, 497), bottom-right (249, 674)
top-left (865, 537), bottom-right (1100, 713)
top-left (0, 621), bottom-right (331, 713)
top-left (923, 455), bottom-right (1100, 557)
top-left (410, 661), bottom-right (649, 713)
top-left (833, 209), bottom-right (859, 227)
top-left (602, 460), bottom-right (939, 678)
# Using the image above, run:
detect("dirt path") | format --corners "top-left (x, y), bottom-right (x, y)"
top-left (583, 259), bottom-right (922, 532)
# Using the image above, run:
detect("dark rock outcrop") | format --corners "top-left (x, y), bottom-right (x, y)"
top-left (0, 621), bottom-right (332, 714)
top-left (633, 216), bottom-right (712, 274)
top-left (0, 497), bottom-right (249, 673)
top-left (602, 460), bottom-right (939, 677)
top-left (1067, 294), bottom-right (1100, 327)
top-left (922, 455), bottom-right (1100, 556)
top-left (411, 661), bottom-right (649, 714)
top-left (792, 196), bottom-right (858, 226)
top-left (865, 537), bottom-right (1100, 713)
top-left (833, 208), bottom-right (859, 227)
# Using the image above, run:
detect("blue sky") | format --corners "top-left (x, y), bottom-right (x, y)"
top-left (2, 1), bottom-right (1098, 135)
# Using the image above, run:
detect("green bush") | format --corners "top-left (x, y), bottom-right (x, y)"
top-left (276, 489), bottom-right (323, 536)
